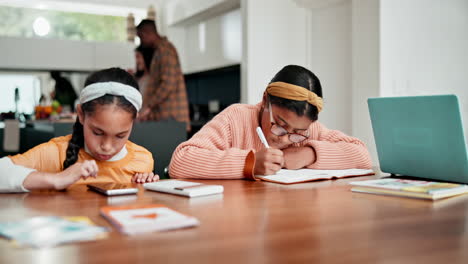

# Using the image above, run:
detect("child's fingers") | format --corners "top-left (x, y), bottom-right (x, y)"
top-left (143, 172), bottom-right (153, 182)
top-left (90, 160), bottom-right (98, 177)
top-left (132, 173), bottom-right (140, 183)
top-left (86, 160), bottom-right (98, 177)
top-left (149, 174), bottom-right (159, 182)
top-left (132, 172), bottom-right (158, 183)
top-left (140, 173), bottom-right (148, 183)
top-left (80, 165), bottom-right (91, 178)
top-left (81, 160), bottom-right (98, 178)
top-left (136, 173), bottom-right (145, 183)
top-left (146, 172), bottom-right (160, 182)
top-left (135, 173), bottom-right (145, 183)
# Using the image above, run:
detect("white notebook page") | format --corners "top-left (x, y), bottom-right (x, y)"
top-left (259, 169), bottom-right (374, 184)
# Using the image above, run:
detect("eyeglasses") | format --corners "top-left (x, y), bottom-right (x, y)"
top-left (267, 102), bottom-right (309, 143)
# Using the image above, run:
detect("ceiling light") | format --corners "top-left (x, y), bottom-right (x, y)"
top-left (33, 17), bottom-right (51, 37)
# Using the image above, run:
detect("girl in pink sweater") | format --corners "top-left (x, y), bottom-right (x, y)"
top-left (169, 65), bottom-right (372, 179)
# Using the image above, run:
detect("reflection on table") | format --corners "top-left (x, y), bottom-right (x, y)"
top-left (2, 173), bottom-right (468, 264)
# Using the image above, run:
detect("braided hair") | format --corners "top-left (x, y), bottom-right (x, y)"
top-left (62, 68), bottom-right (139, 169)
top-left (268, 65), bottom-right (323, 121)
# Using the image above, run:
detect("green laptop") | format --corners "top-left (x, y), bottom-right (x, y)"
top-left (368, 95), bottom-right (468, 183)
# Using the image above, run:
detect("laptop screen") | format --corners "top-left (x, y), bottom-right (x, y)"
top-left (368, 95), bottom-right (468, 183)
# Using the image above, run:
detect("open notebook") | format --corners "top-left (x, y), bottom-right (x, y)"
top-left (257, 168), bottom-right (374, 184)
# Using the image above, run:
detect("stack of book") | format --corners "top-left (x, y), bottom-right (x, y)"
top-left (350, 178), bottom-right (468, 200)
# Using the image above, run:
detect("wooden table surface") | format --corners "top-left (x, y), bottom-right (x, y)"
top-left (2, 174), bottom-right (468, 264)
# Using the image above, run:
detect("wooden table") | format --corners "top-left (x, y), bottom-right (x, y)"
top-left (2, 175), bottom-right (468, 264)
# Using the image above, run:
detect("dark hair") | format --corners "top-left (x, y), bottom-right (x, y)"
top-left (63, 68), bottom-right (139, 169)
top-left (50, 70), bottom-right (61, 79)
top-left (136, 19), bottom-right (157, 33)
top-left (268, 65), bottom-right (323, 121)
top-left (50, 70), bottom-right (78, 110)
top-left (135, 45), bottom-right (155, 78)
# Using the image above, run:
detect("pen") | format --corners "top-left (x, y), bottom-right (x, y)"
top-left (256, 127), bottom-right (270, 148)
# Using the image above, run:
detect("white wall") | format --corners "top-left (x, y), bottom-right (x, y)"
top-left (162, 2), bottom-right (241, 74)
top-left (301, 0), bottom-right (379, 163)
top-left (0, 36), bottom-right (135, 71)
top-left (380, 0), bottom-right (468, 133)
top-left (351, 0), bottom-right (380, 165)
top-left (183, 9), bottom-right (241, 74)
top-left (94, 41), bottom-right (135, 70)
top-left (308, 0), bottom-right (352, 135)
top-left (241, 0), bottom-right (308, 104)
top-left (165, 0), bottom-right (239, 26)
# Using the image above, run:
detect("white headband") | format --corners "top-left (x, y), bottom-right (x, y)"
top-left (79, 82), bottom-right (142, 111)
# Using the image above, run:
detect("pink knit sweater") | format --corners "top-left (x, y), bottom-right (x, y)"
top-left (169, 103), bottom-right (372, 179)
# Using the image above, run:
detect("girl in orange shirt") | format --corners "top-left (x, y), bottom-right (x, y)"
top-left (4, 68), bottom-right (158, 192)
top-left (169, 65), bottom-right (372, 179)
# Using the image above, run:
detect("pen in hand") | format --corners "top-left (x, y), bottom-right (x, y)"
top-left (256, 127), bottom-right (270, 148)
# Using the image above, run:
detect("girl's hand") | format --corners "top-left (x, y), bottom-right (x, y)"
top-left (282, 146), bottom-right (316, 170)
top-left (254, 148), bottom-right (284, 176)
top-left (55, 160), bottom-right (98, 190)
top-left (132, 172), bottom-right (159, 183)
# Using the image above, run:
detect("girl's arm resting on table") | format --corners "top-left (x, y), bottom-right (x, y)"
top-left (23, 160), bottom-right (98, 191)
top-left (304, 124), bottom-right (372, 169)
top-left (22, 171), bottom-right (63, 191)
top-left (282, 146), bottom-right (316, 170)
top-left (169, 109), bottom-right (253, 179)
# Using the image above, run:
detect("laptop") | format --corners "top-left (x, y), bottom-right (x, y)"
top-left (368, 94), bottom-right (468, 183)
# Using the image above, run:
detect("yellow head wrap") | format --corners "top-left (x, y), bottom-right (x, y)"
top-left (266, 81), bottom-right (323, 112)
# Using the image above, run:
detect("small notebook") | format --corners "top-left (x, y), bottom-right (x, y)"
top-left (144, 180), bottom-right (224, 197)
top-left (100, 204), bottom-right (199, 235)
top-left (258, 168), bottom-right (375, 184)
top-left (349, 178), bottom-right (468, 200)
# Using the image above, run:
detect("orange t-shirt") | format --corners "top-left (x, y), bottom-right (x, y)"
top-left (10, 135), bottom-right (154, 184)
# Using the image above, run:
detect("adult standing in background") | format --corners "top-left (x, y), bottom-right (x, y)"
top-left (134, 45), bottom-right (155, 97)
top-left (50, 71), bottom-right (78, 112)
top-left (136, 19), bottom-right (190, 131)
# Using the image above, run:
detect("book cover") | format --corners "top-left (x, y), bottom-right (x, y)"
top-left (144, 180), bottom-right (224, 197)
top-left (349, 178), bottom-right (468, 200)
top-left (100, 204), bottom-right (199, 235)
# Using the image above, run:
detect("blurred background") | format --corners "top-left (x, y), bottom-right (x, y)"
top-left (0, 0), bottom-right (467, 166)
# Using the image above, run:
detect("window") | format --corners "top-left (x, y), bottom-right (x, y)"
top-left (0, 6), bottom-right (126, 42)
top-left (0, 74), bottom-right (41, 115)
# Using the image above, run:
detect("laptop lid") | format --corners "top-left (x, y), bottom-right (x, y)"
top-left (368, 95), bottom-right (468, 183)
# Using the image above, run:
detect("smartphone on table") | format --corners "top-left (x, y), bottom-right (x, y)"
top-left (87, 183), bottom-right (138, 196)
